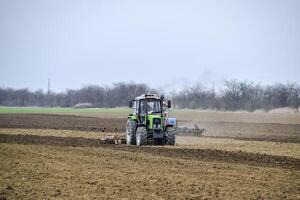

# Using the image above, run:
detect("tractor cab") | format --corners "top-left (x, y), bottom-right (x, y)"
top-left (139, 98), bottom-right (161, 116)
top-left (129, 94), bottom-right (165, 125)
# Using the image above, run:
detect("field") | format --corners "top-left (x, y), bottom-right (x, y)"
top-left (0, 107), bottom-right (300, 199)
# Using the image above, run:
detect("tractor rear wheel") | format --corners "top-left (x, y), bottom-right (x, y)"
top-left (136, 126), bottom-right (147, 146)
top-left (165, 127), bottom-right (176, 145)
top-left (126, 119), bottom-right (136, 145)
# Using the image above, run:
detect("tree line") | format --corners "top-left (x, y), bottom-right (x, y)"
top-left (0, 80), bottom-right (299, 112)
top-left (0, 83), bottom-right (156, 108)
top-left (172, 80), bottom-right (299, 112)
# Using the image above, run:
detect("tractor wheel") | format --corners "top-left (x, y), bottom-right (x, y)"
top-left (165, 127), bottom-right (176, 145)
top-left (136, 126), bottom-right (147, 146)
top-left (126, 119), bottom-right (136, 145)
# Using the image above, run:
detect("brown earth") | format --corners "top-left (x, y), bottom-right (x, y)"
top-left (1, 128), bottom-right (299, 159)
top-left (0, 112), bottom-right (300, 199)
top-left (179, 120), bottom-right (300, 143)
top-left (0, 133), bottom-right (299, 170)
top-left (1, 113), bottom-right (300, 143)
top-left (0, 113), bottom-right (126, 132)
top-left (0, 142), bottom-right (299, 200)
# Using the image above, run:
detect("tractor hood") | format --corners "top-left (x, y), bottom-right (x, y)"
top-left (147, 114), bottom-right (162, 129)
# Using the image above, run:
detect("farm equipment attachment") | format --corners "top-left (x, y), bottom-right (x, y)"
top-left (101, 134), bottom-right (126, 144)
top-left (175, 124), bottom-right (206, 136)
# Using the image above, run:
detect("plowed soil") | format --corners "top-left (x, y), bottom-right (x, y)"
top-left (180, 120), bottom-right (300, 143)
top-left (0, 134), bottom-right (299, 170)
top-left (1, 113), bottom-right (300, 143)
top-left (0, 113), bottom-right (126, 132)
top-left (1, 112), bottom-right (300, 199)
top-left (1, 141), bottom-right (299, 199)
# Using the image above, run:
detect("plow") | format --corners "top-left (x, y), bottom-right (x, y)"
top-left (101, 134), bottom-right (126, 144)
top-left (175, 124), bottom-right (206, 136)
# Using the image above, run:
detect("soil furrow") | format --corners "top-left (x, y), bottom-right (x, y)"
top-left (0, 134), bottom-right (299, 170)
top-left (0, 113), bottom-right (126, 132)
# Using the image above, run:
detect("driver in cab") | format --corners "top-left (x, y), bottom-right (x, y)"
top-left (140, 101), bottom-right (151, 115)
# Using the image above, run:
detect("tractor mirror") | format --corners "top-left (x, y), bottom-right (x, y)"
top-left (128, 100), bottom-right (133, 108)
top-left (167, 100), bottom-right (171, 108)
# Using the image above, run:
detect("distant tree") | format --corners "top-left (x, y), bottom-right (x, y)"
top-left (222, 80), bottom-right (243, 110)
top-left (287, 84), bottom-right (300, 112)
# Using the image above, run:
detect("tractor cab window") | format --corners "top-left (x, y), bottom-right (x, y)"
top-left (139, 99), bottom-right (161, 115)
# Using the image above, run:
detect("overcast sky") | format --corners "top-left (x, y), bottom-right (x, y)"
top-left (0, 0), bottom-right (299, 92)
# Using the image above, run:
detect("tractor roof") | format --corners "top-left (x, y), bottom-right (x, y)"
top-left (134, 93), bottom-right (161, 100)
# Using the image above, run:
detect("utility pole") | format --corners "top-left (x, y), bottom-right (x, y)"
top-left (212, 81), bottom-right (216, 110)
top-left (212, 81), bottom-right (215, 96)
top-left (48, 78), bottom-right (50, 95)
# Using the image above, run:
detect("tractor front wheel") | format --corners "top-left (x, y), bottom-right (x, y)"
top-left (165, 127), bottom-right (176, 145)
top-left (126, 119), bottom-right (136, 145)
top-left (136, 126), bottom-right (147, 146)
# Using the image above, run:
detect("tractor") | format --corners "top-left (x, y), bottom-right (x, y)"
top-left (126, 93), bottom-right (176, 146)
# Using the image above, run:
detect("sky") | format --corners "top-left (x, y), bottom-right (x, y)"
top-left (0, 0), bottom-right (299, 92)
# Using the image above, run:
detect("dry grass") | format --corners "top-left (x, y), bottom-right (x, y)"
top-left (0, 128), bottom-right (110, 139)
top-left (83, 109), bottom-right (300, 125)
top-left (172, 109), bottom-right (300, 124)
top-left (8, 108), bottom-right (296, 125)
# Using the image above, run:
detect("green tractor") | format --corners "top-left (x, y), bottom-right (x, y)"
top-left (126, 93), bottom-right (176, 146)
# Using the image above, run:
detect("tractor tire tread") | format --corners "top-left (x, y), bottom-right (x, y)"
top-left (126, 119), bottom-right (137, 145)
top-left (165, 127), bottom-right (176, 145)
top-left (136, 126), bottom-right (148, 146)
